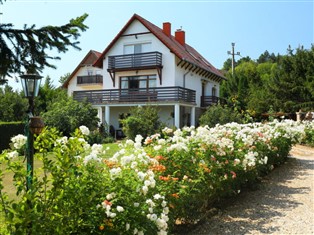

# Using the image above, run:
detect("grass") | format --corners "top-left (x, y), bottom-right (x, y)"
top-left (0, 141), bottom-right (121, 232)
top-left (103, 141), bottom-right (121, 157)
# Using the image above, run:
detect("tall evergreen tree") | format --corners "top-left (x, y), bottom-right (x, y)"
top-left (0, 0), bottom-right (88, 83)
top-left (268, 45), bottom-right (314, 112)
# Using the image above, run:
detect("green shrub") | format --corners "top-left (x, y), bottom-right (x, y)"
top-left (87, 123), bottom-right (115, 145)
top-left (42, 98), bottom-right (99, 136)
top-left (304, 122), bottom-right (314, 146)
top-left (199, 104), bottom-right (243, 127)
top-left (121, 106), bottom-right (163, 140)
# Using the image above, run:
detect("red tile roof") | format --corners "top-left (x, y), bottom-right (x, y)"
top-left (93, 14), bottom-right (225, 82)
top-left (62, 50), bottom-right (102, 88)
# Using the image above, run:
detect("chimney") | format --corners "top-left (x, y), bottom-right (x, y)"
top-left (175, 29), bottom-right (185, 46)
top-left (163, 22), bottom-right (171, 37)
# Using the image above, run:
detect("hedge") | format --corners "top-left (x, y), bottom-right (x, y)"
top-left (0, 122), bottom-right (24, 152)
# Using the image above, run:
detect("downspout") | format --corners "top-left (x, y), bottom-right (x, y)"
top-left (183, 70), bottom-right (189, 88)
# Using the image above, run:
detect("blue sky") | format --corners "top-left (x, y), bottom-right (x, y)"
top-left (2, 0), bottom-right (313, 90)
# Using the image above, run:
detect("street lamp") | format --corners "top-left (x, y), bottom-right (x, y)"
top-left (20, 72), bottom-right (44, 234)
top-left (20, 72), bottom-right (44, 189)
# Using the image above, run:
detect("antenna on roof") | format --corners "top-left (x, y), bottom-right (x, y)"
top-left (227, 42), bottom-right (241, 76)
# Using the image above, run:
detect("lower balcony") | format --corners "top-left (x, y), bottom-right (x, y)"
top-left (201, 96), bottom-right (225, 107)
top-left (73, 86), bottom-right (195, 105)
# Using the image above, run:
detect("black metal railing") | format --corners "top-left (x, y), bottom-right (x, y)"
top-left (108, 51), bottom-right (162, 71)
top-left (73, 86), bottom-right (195, 104)
top-left (77, 75), bottom-right (103, 85)
top-left (201, 96), bottom-right (224, 107)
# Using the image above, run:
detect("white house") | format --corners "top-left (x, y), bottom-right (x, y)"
top-left (63, 14), bottom-right (225, 133)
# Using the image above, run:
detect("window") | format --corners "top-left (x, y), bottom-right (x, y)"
top-left (120, 75), bottom-right (156, 90)
top-left (212, 87), bottom-right (217, 96)
top-left (124, 42), bottom-right (152, 54)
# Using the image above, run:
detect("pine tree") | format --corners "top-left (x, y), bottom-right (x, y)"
top-left (0, 1), bottom-right (88, 84)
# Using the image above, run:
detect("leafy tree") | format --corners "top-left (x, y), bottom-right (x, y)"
top-left (0, 85), bottom-right (27, 121)
top-left (222, 58), bottom-right (232, 71)
top-left (257, 50), bottom-right (278, 63)
top-left (221, 45), bottom-right (314, 118)
top-left (221, 61), bottom-right (257, 108)
top-left (199, 104), bottom-right (243, 127)
top-left (247, 84), bottom-right (274, 116)
top-left (0, 0), bottom-right (88, 83)
top-left (59, 72), bottom-right (71, 85)
top-left (220, 72), bottom-right (237, 100)
top-left (35, 76), bottom-right (68, 115)
top-left (42, 97), bottom-right (99, 136)
top-left (237, 56), bottom-right (252, 64)
top-left (256, 62), bottom-right (277, 83)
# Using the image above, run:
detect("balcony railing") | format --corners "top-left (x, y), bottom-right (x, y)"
top-left (201, 96), bottom-right (225, 107)
top-left (73, 86), bottom-right (195, 104)
top-left (77, 75), bottom-right (103, 85)
top-left (108, 51), bottom-right (162, 71)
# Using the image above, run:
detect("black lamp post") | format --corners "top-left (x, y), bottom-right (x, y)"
top-left (20, 73), bottom-right (43, 189)
top-left (20, 73), bottom-right (44, 234)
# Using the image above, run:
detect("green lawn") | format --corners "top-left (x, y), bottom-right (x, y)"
top-left (103, 141), bottom-right (121, 157)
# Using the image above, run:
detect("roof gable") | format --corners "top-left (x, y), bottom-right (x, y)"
top-left (93, 14), bottom-right (225, 81)
top-left (62, 50), bottom-right (101, 88)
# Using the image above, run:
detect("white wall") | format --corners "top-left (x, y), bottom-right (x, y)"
top-left (102, 20), bottom-right (176, 89)
top-left (67, 17), bottom-right (222, 127)
top-left (67, 65), bottom-right (103, 96)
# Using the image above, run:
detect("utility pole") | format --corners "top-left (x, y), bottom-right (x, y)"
top-left (227, 42), bottom-right (241, 76)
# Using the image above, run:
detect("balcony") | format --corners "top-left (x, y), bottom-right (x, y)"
top-left (77, 75), bottom-right (103, 85)
top-left (73, 86), bottom-right (195, 105)
top-left (108, 51), bottom-right (162, 71)
top-left (201, 96), bottom-right (225, 107)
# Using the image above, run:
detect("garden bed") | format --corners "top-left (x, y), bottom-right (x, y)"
top-left (0, 120), bottom-right (310, 234)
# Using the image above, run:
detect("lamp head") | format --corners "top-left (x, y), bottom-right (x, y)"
top-left (20, 73), bottom-right (42, 98)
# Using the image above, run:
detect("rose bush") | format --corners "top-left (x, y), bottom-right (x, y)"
top-left (303, 121), bottom-right (314, 146)
top-left (0, 120), bottom-right (307, 234)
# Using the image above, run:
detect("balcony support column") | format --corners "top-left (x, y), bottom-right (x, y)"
top-left (190, 106), bottom-right (195, 127)
top-left (104, 105), bottom-right (110, 126)
top-left (174, 104), bottom-right (180, 128)
top-left (97, 107), bottom-right (104, 125)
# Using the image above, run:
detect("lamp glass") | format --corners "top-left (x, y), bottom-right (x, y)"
top-left (20, 74), bottom-right (42, 98)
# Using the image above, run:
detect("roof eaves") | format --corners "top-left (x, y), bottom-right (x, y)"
top-left (179, 58), bottom-right (226, 81)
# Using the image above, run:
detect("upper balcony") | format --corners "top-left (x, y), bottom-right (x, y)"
top-left (77, 75), bottom-right (103, 85)
top-left (107, 51), bottom-right (163, 86)
top-left (73, 86), bottom-right (195, 105)
top-left (108, 51), bottom-right (162, 72)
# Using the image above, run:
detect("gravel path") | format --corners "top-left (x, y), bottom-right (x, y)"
top-left (178, 145), bottom-right (314, 235)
